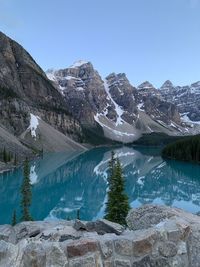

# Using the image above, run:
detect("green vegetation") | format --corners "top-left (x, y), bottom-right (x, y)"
top-left (20, 158), bottom-right (33, 221)
top-left (132, 133), bottom-right (185, 147)
top-left (104, 151), bottom-right (130, 225)
top-left (162, 135), bottom-right (200, 163)
top-left (82, 125), bottom-right (120, 145)
top-left (11, 210), bottom-right (17, 226)
top-left (76, 209), bottom-right (80, 220)
top-left (0, 147), bottom-right (13, 163)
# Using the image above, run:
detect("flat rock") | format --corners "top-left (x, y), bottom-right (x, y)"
top-left (126, 204), bottom-right (200, 230)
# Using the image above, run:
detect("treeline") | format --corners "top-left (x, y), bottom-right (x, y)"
top-left (132, 133), bottom-right (185, 147)
top-left (0, 147), bottom-right (17, 165)
top-left (162, 135), bottom-right (200, 163)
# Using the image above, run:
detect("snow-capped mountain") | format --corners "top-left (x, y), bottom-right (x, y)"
top-left (47, 61), bottom-right (188, 143)
top-left (1, 28), bottom-right (199, 155)
top-left (160, 80), bottom-right (200, 129)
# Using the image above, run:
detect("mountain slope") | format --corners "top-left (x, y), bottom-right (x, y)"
top-left (0, 31), bottom-right (83, 141)
top-left (20, 114), bottom-right (87, 152)
top-left (0, 32), bottom-right (87, 163)
top-left (160, 80), bottom-right (200, 127)
top-left (47, 63), bottom-right (184, 143)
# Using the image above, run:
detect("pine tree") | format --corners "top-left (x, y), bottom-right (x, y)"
top-left (3, 147), bottom-right (8, 163)
top-left (20, 158), bottom-right (33, 221)
top-left (14, 154), bottom-right (17, 166)
top-left (104, 154), bottom-right (130, 225)
top-left (77, 209), bottom-right (80, 220)
top-left (11, 210), bottom-right (17, 226)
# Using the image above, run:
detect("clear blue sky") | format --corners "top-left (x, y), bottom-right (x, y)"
top-left (1, 0), bottom-right (200, 87)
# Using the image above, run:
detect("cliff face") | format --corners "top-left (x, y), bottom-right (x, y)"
top-left (0, 205), bottom-right (199, 267)
top-left (48, 64), bottom-right (184, 143)
top-left (0, 31), bottom-right (83, 141)
top-left (0, 32), bottom-right (87, 161)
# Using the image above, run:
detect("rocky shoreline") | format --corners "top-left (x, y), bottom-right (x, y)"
top-left (0, 204), bottom-right (200, 266)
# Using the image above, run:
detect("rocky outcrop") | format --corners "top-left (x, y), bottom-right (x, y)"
top-left (0, 31), bottom-right (86, 164)
top-left (1, 205), bottom-right (200, 266)
top-left (48, 64), bottom-right (185, 143)
top-left (160, 80), bottom-right (200, 127)
top-left (0, 31), bottom-right (79, 136)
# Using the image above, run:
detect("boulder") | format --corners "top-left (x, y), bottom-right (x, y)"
top-left (74, 219), bottom-right (124, 235)
top-left (126, 204), bottom-right (199, 230)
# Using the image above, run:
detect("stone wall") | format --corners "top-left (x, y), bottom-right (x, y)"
top-left (1, 205), bottom-right (200, 266)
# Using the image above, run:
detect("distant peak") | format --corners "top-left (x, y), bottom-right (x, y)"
top-left (69, 60), bottom-right (90, 68)
top-left (160, 80), bottom-right (174, 89)
top-left (138, 81), bottom-right (155, 90)
top-left (191, 81), bottom-right (200, 87)
top-left (46, 68), bottom-right (56, 74)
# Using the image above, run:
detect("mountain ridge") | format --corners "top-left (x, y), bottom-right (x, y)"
top-left (1, 30), bottom-right (200, 170)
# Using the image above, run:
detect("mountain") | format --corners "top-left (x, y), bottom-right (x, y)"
top-left (47, 63), bottom-right (185, 143)
top-left (0, 31), bottom-right (86, 165)
top-left (160, 80), bottom-right (200, 133)
top-left (1, 30), bottom-right (200, 165)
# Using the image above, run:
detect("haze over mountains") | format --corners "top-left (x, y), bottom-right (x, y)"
top-left (0, 30), bottom-right (200, 163)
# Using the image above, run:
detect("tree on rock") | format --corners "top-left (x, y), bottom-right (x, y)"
top-left (104, 152), bottom-right (130, 225)
top-left (20, 158), bottom-right (33, 221)
top-left (11, 210), bottom-right (17, 226)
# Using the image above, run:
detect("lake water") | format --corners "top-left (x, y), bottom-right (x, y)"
top-left (1, 146), bottom-right (200, 224)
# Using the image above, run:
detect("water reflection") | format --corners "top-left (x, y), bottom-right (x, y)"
top-left (1, 146), bottom-right (200, 224)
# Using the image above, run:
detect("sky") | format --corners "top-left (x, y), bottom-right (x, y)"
top-left (1, 0), bottom-right (200, 87)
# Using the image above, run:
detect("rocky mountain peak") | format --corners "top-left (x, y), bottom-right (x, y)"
top-left (69, 60), bottom-right (90, 69)
top-left (160, 80), bottom-right (174, 90)
top-left (190, 81), bottom-right (200, 92)
top-left (137, 81), bottom-right (155, 90)
top-left (106, 72), bottom-right (132, 89)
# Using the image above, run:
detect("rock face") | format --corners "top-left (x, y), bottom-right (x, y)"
top-left (160, 80), bottom-right (200, 128)
top-left (2, 30), bottom-right (200, 152)
top-left (0, 31), bottom-right (81, 136)
top-left (48, 64), bottom-right (185, 143)
top-left (1, 205), bottom-right (200, 266)
top-left (0, 31), bottom-right (86, 162)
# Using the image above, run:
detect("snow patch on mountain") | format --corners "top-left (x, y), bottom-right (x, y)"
top-left (28, 113), bottom-right (40, 139)
top-left (104, 79), bottom-right (124, 125)
top-left (181, 114), bottom-right (200, 125)
top-left (46, 69), bottom-right (57, 81)
top-left (70, 60), bottom-right (89, 68)
top-left (137, 103), bottom-right (144, 111)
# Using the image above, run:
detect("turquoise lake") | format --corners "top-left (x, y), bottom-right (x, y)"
top-left (1, 146), bottom-right (200, 224)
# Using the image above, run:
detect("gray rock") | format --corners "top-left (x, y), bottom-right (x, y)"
top-left (74, 219), bottom-right (124, 235)
top-left (114, 259), bottom-right (131, 267)
top-left (93, 219), bottom-right (125, 235)
top-left (21, 242), bottom-right (46, 267)
top-left (114, 239), bottom-right (132, 256)
top-left (0, 205), bottom-right (200, 267)
top-left (126, 204), bottom-right (192, 230)
top-left (158, 242), bottom-right (178, 257)
top-left (73, 220), bottom-right (88, 231)
top-left (68, 255), bottom-right (96, 267)
top-left (0, 224), bottom-right (16, 244)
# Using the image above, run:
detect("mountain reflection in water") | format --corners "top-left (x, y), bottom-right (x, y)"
top-left (1, 146), bottom-right (200, 224)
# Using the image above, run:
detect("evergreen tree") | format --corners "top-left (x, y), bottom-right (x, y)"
top-left (162, 135), bottom-right (200, 163)
top-left (3, 147), bottom-right (8, 163)
top-left (11, 210), bottom-right (17, 226)
top-left (14, 154), bottom-right (17, 166)
top-left (76, 209), bottom-right (80, 220)
top-left (105, 154), bottom-right (130, 225)
top-left (20, 158), bottom-right (33, 221)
